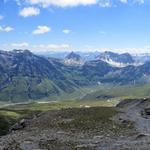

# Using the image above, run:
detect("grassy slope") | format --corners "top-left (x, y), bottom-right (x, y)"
top-left (0, 109), bottom-right (38, 135)
top-left (81, 84), bottom-right (150, 100)
top-left (0, 100), bottom-right (119, 136)
top-left (0, 77), bottom-right (62, 102)
top-left (0, 102), bottom-right (136, 141)
top-left (1, 80), bottom-right (150, 103)
top-left (0, 76), bottom-right (80, 102)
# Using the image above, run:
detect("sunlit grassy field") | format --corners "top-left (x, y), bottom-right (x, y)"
top-left (0, 99), bottom-right (119, 136)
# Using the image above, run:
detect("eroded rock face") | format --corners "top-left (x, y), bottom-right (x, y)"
top-left (116, 98), bottom-right (150, 134)
top-left (141, 107), bottom-right (150, 119)
top-left (10, 119), bottom-right (30, 132)
top-left (144, 108), bottom-right (150, 115)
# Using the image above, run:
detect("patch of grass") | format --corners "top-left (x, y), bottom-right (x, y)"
top-left (81, 84), bottom-right (150, 101)
top-left (39, 139), bottom-right (77, 150)
top-left (0, 114), bottom-right (16, 135)
top-left (0, 111), bottom-right (20, 119)
top-left (62, 110), bottom-right (135, 136)
top-left (0, 99), bottom-right (118, 136)
top-left (62, 107), bottom-right (117, 131)
top-left (30, 106), bottom-right (135, 137)
top-left (2, 100), bottom-right (118, 112)
top-left (0, 100), bottom-right (136, 137)
top-left (0, 108), bottom-right (41, 136)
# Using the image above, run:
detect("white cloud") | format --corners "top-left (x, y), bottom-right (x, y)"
top-left (19, 7), bottom-right (40, 17)
top-left (32, 26), bottom-right (51, 34)
top-left (97, 46), bottom-right (150, 54)
top-left (136, 0), bottom-right (144, 4)
top-left (0, 26), bottom-right (14, 32)
top-left (0, 15), bottom-right (4, 20)
top-left (11, 42), bottom-right (29, 47)
top-left (99, 1), bottom-right (112, 7)
top-left (120, 0), bottom-right (128, 3)
top-left (27, 0), bottom-right (97, 7)
top-left (47, 44), bottom-right (70, 50)
top-left (62, 29), bottom-right (71, 34)
top-left (33, 44), bottom-right (71, 51)
top-left (6, 0), bottom-right (147, 8)
top-left (5, 42), bottom-right (71, 51)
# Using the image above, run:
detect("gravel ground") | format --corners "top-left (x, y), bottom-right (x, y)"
top-left (0, 99), bottom-right (150, 150)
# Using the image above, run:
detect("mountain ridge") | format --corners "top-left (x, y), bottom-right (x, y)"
top-left (97, 51), bottom-right (135, 67)
top-left (0, 49), bottom-right (150, 102)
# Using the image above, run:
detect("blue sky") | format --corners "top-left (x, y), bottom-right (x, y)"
top-left (0, 0), bottom-right (150, 53)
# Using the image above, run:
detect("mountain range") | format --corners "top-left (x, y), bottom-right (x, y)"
top-left (97, 51), bottom-right (135, 67)
top-left (0, 49), bottom-right (150, 102)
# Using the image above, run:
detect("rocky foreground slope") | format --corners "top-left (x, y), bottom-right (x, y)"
top-left (0, 98), bottom-right (150, 150)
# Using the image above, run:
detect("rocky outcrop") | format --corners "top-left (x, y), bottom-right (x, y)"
top-left (116, 98), bottom-right (150, 134)
top-left (10, 119), bottom-right (29, 132)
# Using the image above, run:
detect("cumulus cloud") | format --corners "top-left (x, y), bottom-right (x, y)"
top-left (6, 42), bottom-right (71, 51)
top-left (27, 0), bottom-right (97, 7)
top-left (33, 44), bottom-right (71, 51)
top-left (0, 26), bottom-right (14, 32)
top-left (62, 29), bottom-right (71, 34)
top-left (19, 7), bottom-right (40, 17)
top-left (96, 47), bottom-right (150, 54)
top-left (99, 0), bottom-right (112, 7)
top-left (32, 26), bottom-right (51, 34)
top-left (7, 0), bottom-right (146, 8)
top-left (11, 42), bottom-right (29, 47)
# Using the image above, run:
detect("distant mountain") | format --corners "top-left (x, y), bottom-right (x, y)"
top-left (82, 60), bottom-right (115, 83)
top-left (64, 52), bottom-right (84, 65)
top-left (98, 51), bottom-right (135, 67)
top-left (37, 51), bottom-right (69, 59)
top-left (1, 50), bottom-right (150, 102)
top-left (37, 51), bottom-right (101, 61)
top-left (65, 52), bottom-right (81, 61)
top-left (37, 50), bottom-right (150, 64)
top-left (0, 50), bottom-right (80, 102)
top-left (76, 51), bottom-right (101, 61)
top-left (133, 53), bottom-right (150, 63)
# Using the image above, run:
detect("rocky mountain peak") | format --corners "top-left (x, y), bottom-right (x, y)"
top-left (65, 51), bottom-right (81, 61)
top-left (64, 52), bottom-right (84, 65)
top-left (98, 51), bottom-right (134, 67)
